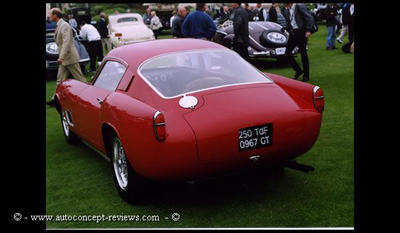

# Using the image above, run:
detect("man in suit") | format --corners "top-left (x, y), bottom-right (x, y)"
top-left (172, 7), bottom-right (189, 38)
top-left (232, 3), bottom-right (249, 60)
top-left (282, 3), bottom-right (314, 82)
top-left (257, 3), bottom-right (267, 21)
top-left (268, 3), bottom-right (279, 23)
top-left (46, 8), bottom-right (87, 107)
top-left (219, 6), bottom-right (231, 24)
top-left (98, 12), bottom-right (111, 55)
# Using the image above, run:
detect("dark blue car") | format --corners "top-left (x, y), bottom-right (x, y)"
top-left (46, 22), bottom-right (90, 78)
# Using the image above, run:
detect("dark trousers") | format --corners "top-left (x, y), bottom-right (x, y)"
top-left (85, 40), bottom-right (103, 72)
top-left (285, 29), bottom-right (309, 77)
top-left (233, 41), bottom-right (249, 61)
top-left (348, 22), bottom-right (354, 44)
top-left (152, 29), bottom-right (160, 39)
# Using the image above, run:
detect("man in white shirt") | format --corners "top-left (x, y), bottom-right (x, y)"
top-left (78, 21), bottom-right (103, 72)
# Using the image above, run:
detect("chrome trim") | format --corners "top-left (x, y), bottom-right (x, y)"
top-left (65, 109), bottom-right (74, 127)
top-left (312, 86), bottom-right (324, 110)
top-left (81, 140), bottom-right (111, 163)
top-left (153, 111), bottom-right (165, 142)
top-left (249, 155), bottom-right (261, 163)
top-left (137, 48), bottom-right (274, 100)
top-left (79, 58), bottom-right (90, 63)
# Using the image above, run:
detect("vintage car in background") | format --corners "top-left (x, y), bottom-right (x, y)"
top-left (54, 39), bottom-right (324, 204)
top-left (252, 12), bottom-right (287, 27)
top-left (108, 13), bottom-right (155, 48)
top-left (214, 21), bottom-right (299, 61)
top-left (46, 26), bottom-right (90, 79)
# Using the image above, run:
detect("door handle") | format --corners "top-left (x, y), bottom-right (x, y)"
top-left (96, 98), bottom-right (103, 105)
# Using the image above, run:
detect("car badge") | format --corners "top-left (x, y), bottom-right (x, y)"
top-left (249, 155), bottom-right (261, 163)
top-left (179, 95), bottom-right (198, 110)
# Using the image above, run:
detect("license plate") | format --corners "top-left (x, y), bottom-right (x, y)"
top-left (275, 47), bottom-right (286, 55)
top-left (238, 124), bottom-right (272, 151)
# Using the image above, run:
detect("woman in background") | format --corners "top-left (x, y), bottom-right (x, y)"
top-left (150, 11), bottom-right (163, 39)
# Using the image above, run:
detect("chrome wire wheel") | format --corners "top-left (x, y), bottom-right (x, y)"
top-left (62, 111), bottom-right (70, 137)
top-left (113, 137), bottom-right (128, 190)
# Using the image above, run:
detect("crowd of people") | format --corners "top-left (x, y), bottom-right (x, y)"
top-left (46, 3), bottom-right (354, 107)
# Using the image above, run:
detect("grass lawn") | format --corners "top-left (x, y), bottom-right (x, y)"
top-left (46, 25), bottom-right (354, 228)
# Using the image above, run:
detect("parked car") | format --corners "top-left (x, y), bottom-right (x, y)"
top-left (46, 26), bottom-right (90, 79)
top-left (252, 12), bottom-right (287, 28)
top-left (108, 13), bottom-right (155, 48)
top-left (53, 39), bottom-right (324, 204)
top-left (213, 21), bottom-right (299, 60)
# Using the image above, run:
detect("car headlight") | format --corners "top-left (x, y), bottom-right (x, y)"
top-left (46, 42), bottom-right (58, 55)
top-left (267, 32), bottom-right (287, 43)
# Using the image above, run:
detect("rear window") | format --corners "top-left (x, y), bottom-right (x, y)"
top-left (138, 49), bottom-right (272, 98)
top-left (117, 17), bottom-right (138, 23)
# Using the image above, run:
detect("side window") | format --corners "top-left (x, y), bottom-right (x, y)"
top-left (93, 61), bottom-right (126, 91)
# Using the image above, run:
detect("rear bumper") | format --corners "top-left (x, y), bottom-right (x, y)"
top-left (113, 38), bottom-right (155, 47)
top-left (249, 47), bottom-right (300, 58)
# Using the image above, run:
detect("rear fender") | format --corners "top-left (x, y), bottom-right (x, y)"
top-left (265, 73), bottom-right (316, 110)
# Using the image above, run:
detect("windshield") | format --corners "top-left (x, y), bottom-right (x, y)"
top-left (138, 49), bottom-right (273, 98)
top-left (117, 17), bottom-right (138, 23)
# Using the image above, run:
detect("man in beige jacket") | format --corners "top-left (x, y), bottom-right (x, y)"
top-left (46, 8), bottom-right (87, 107)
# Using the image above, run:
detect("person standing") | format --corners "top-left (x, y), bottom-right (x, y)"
top-left (243, 3), bottom-right (253, 21)
top-left (143, 8), bottom-right (152, 27)
top-left (219, 6), bottom-right (231, 23)
top-left (325, 3), bottom-right (338, 50)
top-left (150, 11), bottom-right (163, 39)
top-left (78, 21), bottom-right (103, 72)
top-left (282, 3), bottom-right (314, 82)
top-left (98, 12), bottom-right (111, 55)
top-left (46, 8), bottom-right (87, 107)
top-left (181, 3), bottom-right (217, 40)
top-left (232, 3), bottom-right (249, 60)
top-left (257, 3), bottom-right (267, 21)
top-left (68, 14), bottom-right (77, 29)
top-left (347, 3), bottom-right (354, 44)
top-left (172, 7), bottom-right (188, 38)
top-left (170, 11), bottom-right (177, 33)
top-left (268, 3), bottom-right (279, 23)
top-left (337, 3), bottom-right (349, 44)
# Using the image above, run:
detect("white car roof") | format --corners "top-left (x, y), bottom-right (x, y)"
top-left (108, 13), bottom-right (144, 25)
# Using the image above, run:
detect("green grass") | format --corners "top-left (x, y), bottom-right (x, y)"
top-left (46, 25), bottom-right (353, 228)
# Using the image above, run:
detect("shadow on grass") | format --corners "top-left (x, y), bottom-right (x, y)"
top-left (248, 58), bottom-right (292, 71)
top-left (76, 142), bottom-right (312, 209)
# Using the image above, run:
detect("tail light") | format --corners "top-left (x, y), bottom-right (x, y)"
top-left (115, 33), bottom-right (122, 37)
top-left (153, 111), bottom-right (166, 142)
top-left (313, 86), bottom-right (325, 113)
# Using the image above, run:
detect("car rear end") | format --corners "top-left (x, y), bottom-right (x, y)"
top-left (131, 47), bottom-right (323, 182)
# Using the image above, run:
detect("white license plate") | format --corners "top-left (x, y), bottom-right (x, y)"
top-left (275, 47), bottom-right (286, 55)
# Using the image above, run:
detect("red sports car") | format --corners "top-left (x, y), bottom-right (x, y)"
top-left (54, 39), bottom-right (324, 203)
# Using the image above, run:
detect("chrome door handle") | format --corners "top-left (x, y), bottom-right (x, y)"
top-left (96, 98), bottom-right (103, 104)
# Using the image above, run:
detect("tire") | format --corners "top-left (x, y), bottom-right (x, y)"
top-left (259, 30), bottom-right (288, 48)
top-left (109, 133), bottom-right (147, 204)
top-left (60, 109), bottom-right (80, 145)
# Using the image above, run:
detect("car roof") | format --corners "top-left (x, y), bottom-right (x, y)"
top-left (106, 39), bottom-right (226, 69)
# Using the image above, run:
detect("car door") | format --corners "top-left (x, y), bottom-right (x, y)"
top-left (74, 60), bottom-right (127, 149)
